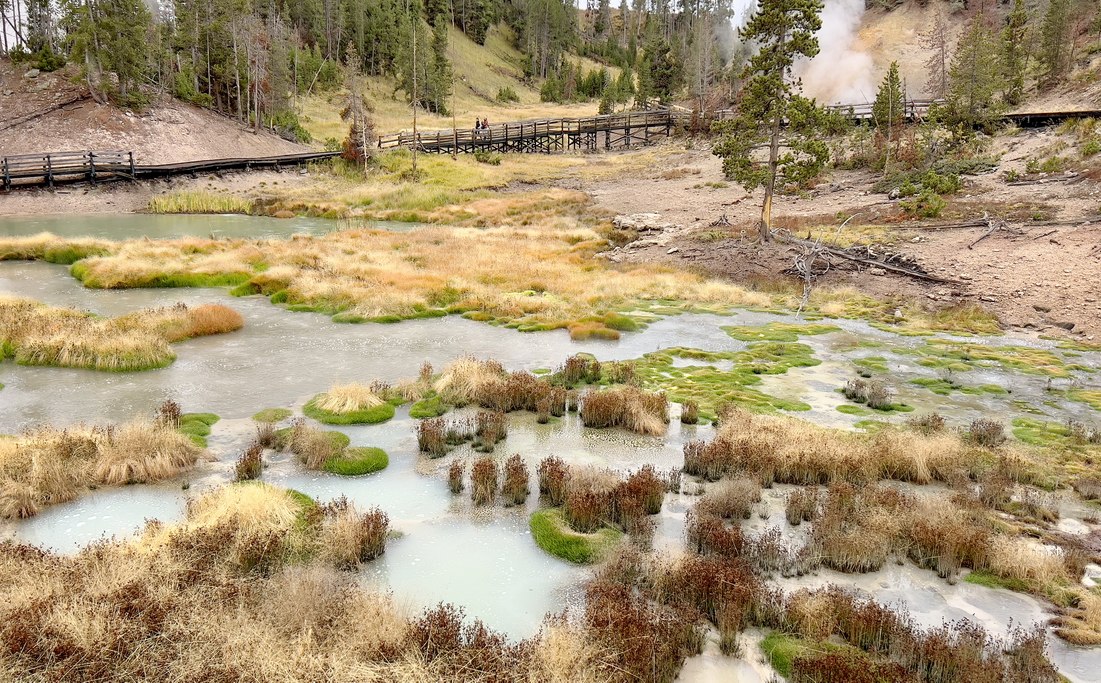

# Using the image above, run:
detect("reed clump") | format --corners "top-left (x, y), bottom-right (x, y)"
top-left (502, 454), bottom-right (530, 506)
top-left (234, 439), bottom-right (264, 481)
top-left (697, 477), bottom-right (761, 521)
top-left (448, 461), bottom-right (464, 494)
top-left (471, 457), bottom-right (498, 506)
top-left (680, 400), bottom-right (699, 425)
top-left (580, 387), bottom-right (669, 436)
top-left (785, 487), bottom-right (821, 525)
top-left (285, 420), bottom-right (350, 470)
top-left (537, 455), bottom-right (569, 506)
top-left (0, 297), bottom-right (243, 371)
top-left (318, 497), bottom-right (390, 568)
top-left (682, 409), bottom-right (1030, 487)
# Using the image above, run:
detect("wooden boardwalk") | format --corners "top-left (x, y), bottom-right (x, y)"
top-left (2, 150), bottom-right (340, 190)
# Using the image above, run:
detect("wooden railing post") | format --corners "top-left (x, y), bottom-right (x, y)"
top-left (45, 154), bottom-right (53, 187)
top-left (2, 157), bottom-right (9, 191)
top-left (88, 151), bottom-right (97, 185)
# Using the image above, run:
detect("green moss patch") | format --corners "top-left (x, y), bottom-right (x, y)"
top-left (324, 447), bottom-right (388, 476)
top-left (628, 344), bottom-right (817, 420)
top-left (71, 263), bottom-right (251, 290)
top-left (303, 398), bottom-right (396, 425)
top-left (836, 404), bottom-right (870, 416)
top-left (723, 322), bottom-right (840, 343)
top-left (252, 408), bottom-right (292, 423)
top-left (964, 569), bottom-right (1032, 593)
top-left (409, 394), bottom-right (449, 419)
top-left (179, 413), bottom-right (220, 447)
top-left (1068, 389), bottom-right (1101, 412)
top-left (908, 339), bottom-right (1078, 378)
top-left (853, 356), bottom-right (888, 374)
top-left (759, 633), bottom-right (849, 677)
top-left (1012, 418), bottom-right (1098, 450)
top-left (529, 508), bottom-right (622, 564)
top-left (910, 378), bottom-right (1009, 397)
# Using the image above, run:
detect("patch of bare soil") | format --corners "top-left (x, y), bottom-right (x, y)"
top-left (585, 144), bottom-right (1101, 340)
top-left (0, 60), bottom-right (307, 164)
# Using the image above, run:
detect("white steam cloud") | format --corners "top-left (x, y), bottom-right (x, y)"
top-left (795, 0), bottom-right (876, 105)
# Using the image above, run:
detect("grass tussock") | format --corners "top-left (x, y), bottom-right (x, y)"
top-left (304, 383), bottom-right (396, 425)
top-left (0, 296), bottom-right (243, 371)
top-left (470, 457), bottom-right (499, 506)
top-left (147, 190), bottom-right (255, 215)
top-left (0, 418), bottom-right (200, 518)
top-left (580, 387), bottom-right (669, 436)
top-left (682, 407), bottom-right (1034, 487)
top-left (283, 420), bottom-right (351, 471)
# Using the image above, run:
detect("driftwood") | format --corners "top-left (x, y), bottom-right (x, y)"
top-left (782, 233), bottom-right (961, 285)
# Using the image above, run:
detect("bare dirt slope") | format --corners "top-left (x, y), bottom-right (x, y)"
top-left (0, 61), bottom-right (307, 164)
top-left (583, 142), bottom-right (1101, 340)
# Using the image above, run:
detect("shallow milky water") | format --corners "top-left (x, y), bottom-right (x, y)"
top-left (1, 215), bottom-right (1100, 677)
top-left (0, 213), bottom-right (422, 239)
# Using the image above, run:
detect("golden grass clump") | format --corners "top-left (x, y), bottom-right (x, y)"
top-left (580, 387), bottom-right (669, 436)
top-left (0, 296), bottom-right (243, 371)
top-left (0, 420), bottom-right (199, 519)
top-left (312, 383), bottom-right (385, 414)
top-left (433, 357), bottom-right (508, 406)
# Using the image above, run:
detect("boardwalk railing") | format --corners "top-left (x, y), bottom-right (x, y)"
top-left (378, 109), bottom-right (676, 154)
top-left (1, 150), bottom-right (340, 190)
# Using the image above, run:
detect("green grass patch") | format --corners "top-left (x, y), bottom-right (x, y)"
top-left (323, 446), bottom-right (389, 476)
top-left (252, 408), bottom-right (292, 423)
top-left (907, 339), bottom-right (1077, 378)
top-left (910, 378), bottom-right (1009, 397)
top-left (853, 356), bottom-right (888, 374)
top-left (1068, 389), bottom-right (1101, 411)
top-left (964, 569), bottom-right (1032, 593)
top-left (71, 262), bottom-right (251, 290)
top-left (722, 322), bottom-right (840, 343)
top-left (759, 633), bottom-right (848, 678)
top-left (148, 191), bottom-right (254, 215)
top-left (627, 344), bottom-right (817, 420)
top-left (409, 394), bottom-right (449, 419)
top-left (529, 508), bottom-right (622, 564)
top-left (179, 413), bottom-right (220, 447)
top-left (836, 404), bottom-right (870, 415)
top-left (603, 312), bottom-right (641, 332)
top-left (303, 398), bottom-right (396, 425)
top-left (1012, 418), bottom-right (1099, 450)
top-left (43, 244), bottom-right (108, 265)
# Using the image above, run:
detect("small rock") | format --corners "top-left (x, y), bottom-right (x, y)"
top-left (888, 188), bottom-right (900, 200)
top-left (868, 267), bottom-right (886, 276)
top-left (1033, 304), bottom-right (1052, 312)
top-left (980, 296), bottom-right (998, 302)
top-left (1, 89), bottom-right (11, 96)
top-left (667, 247), bottom-right (680, 254)
top-left (1054, 321), bottom-right (1076, 331)
top-left (24, 68), bottom-right (39, 79)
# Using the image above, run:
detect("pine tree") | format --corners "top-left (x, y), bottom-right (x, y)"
top-left (68, 0), bottom-right (154, 106)
top-left (872, 61), bottom-right (905, 132)
top-left (945, 11), bottom-right (1003, 129)
top-left (711, 0), bottom-right (826, 241)
top-left (1039, 0), bottom-right (1072, 88)
top-left (920, 8), bottom-right (951, 100)
top-left (342, 44), bottom-right (376, 169)
top-left (1002, 0), bottom-right (1030, 105)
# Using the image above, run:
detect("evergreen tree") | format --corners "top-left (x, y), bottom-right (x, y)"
top-left (1002, 0), bottom-right (1030, 105)
top-left (711, 0), bottom-right (826, 241)
top-left (1039, 0), bottom-right (1072, 87)
top-left (342, 44), bottom-right (376, 168)
top-left (945, 12), bottom-right (1003, 129)
top-left (920, 8), bottom-right (951, 100)
top-left (872, 61), bottom-right (905, 132)
top-left (68, 0), bottom-right (154, 106)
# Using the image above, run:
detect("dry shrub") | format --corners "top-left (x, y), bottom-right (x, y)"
top-left (474, 410), bottom-right (508, 451)
top-left (313, 383), bottom-right (384, 414)
top-left (318, 497), bottom-right (389, 568)
top-left (907, 412), bottom-right (946, 434)
top-left (287, 421), bottom-right (343, 470)
top-left (433, 357), bottom-right (507, 406)
top-left (665, 467), bottom-right (682, 493)
top-left (967, 419), bottom-right (1006, 448)
top-left (686, 506), bottom-right (746, 558)
top-left (811, 484), bottom-right (913, 573)
top-left (235, 439), bottom-right (264, 481)
top-left (698, 477), bottom-right (760, 520)
top-left (155, 399), bottom-right (182, 428)
top-left (584, 578), bottom-right (701, 682)
top-left (537, 456), bottom-right (569, 506)
top-left (907, 499), bottom-right (991, 580)
top-left (785, 486), bottom-right (821, 525)
top-left (502, 454), bottom-right (530, 506)
top-left (470, 457), bottom-right (498, 506)
top-left (657, 554), bottom-right (761, 654)
top-left (562, 467), bottom-right (618, 533)
top-left (417, 417), bottom-right (448, 457)
top-left (255, 422), bottom-right (278, 449)
top-left (1073, 476), bottom-right (1101, 501)
top-left (579, 387), bottom-right (668, 436)
top-left (447, 461), bottom-right (464, 494)
top-left (680, 400), bottom-right (699, 425)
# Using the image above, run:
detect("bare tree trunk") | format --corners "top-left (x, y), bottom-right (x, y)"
top-left (760, 108), bottom-right (781, 242)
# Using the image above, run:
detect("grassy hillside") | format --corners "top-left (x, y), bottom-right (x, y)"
top-left (298, 24), bottom-right (616, 141)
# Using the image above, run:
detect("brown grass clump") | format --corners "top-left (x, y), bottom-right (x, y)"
top-left (537, 456), bottom-right (570, 506)
top-left (418, 417), bottom-right (448, 457)
top-left (680, 400), bottom-right (699, 425)
top-left (786, 487), bottom-right (821, 525)
top-left (447, 461), bottom-right (464, 494)
top-left (906, 412), bottom-right (946, 434)
top-left (155, 399), bottom-right (182, 428)
top-left (811, 484), bottom-right (914, 573)
top-left (286, 420), bottom-right (345, 470)
top-left (434, 357), bottom-right (508, 406)
top-left (234, 439), bottom-right (264, 481)
top-left (562, 467), bottom-right (619, 533)
top-left (474, 410), bottom-right (508, 451)
top-left (470, 457), bottom-right (498, 506)
top-left (966, 418), bottom-right (1007, 448)
top-left (698, 477), bottom-right (761, 520)
top-left (580, 387), bottom-right (668, 436)
top-left (0, 296), bottom-right (243, 371)
top-left (312, 383), bottom-right (384, 414)
top-left (94, 421), bottom-right (201, 486)
top-left (683, 410), bottom-right (1019, 487)
top-left (318, 497), bottom-right (390, 568)
top-left (502, 454), bottom-right (530, 506)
